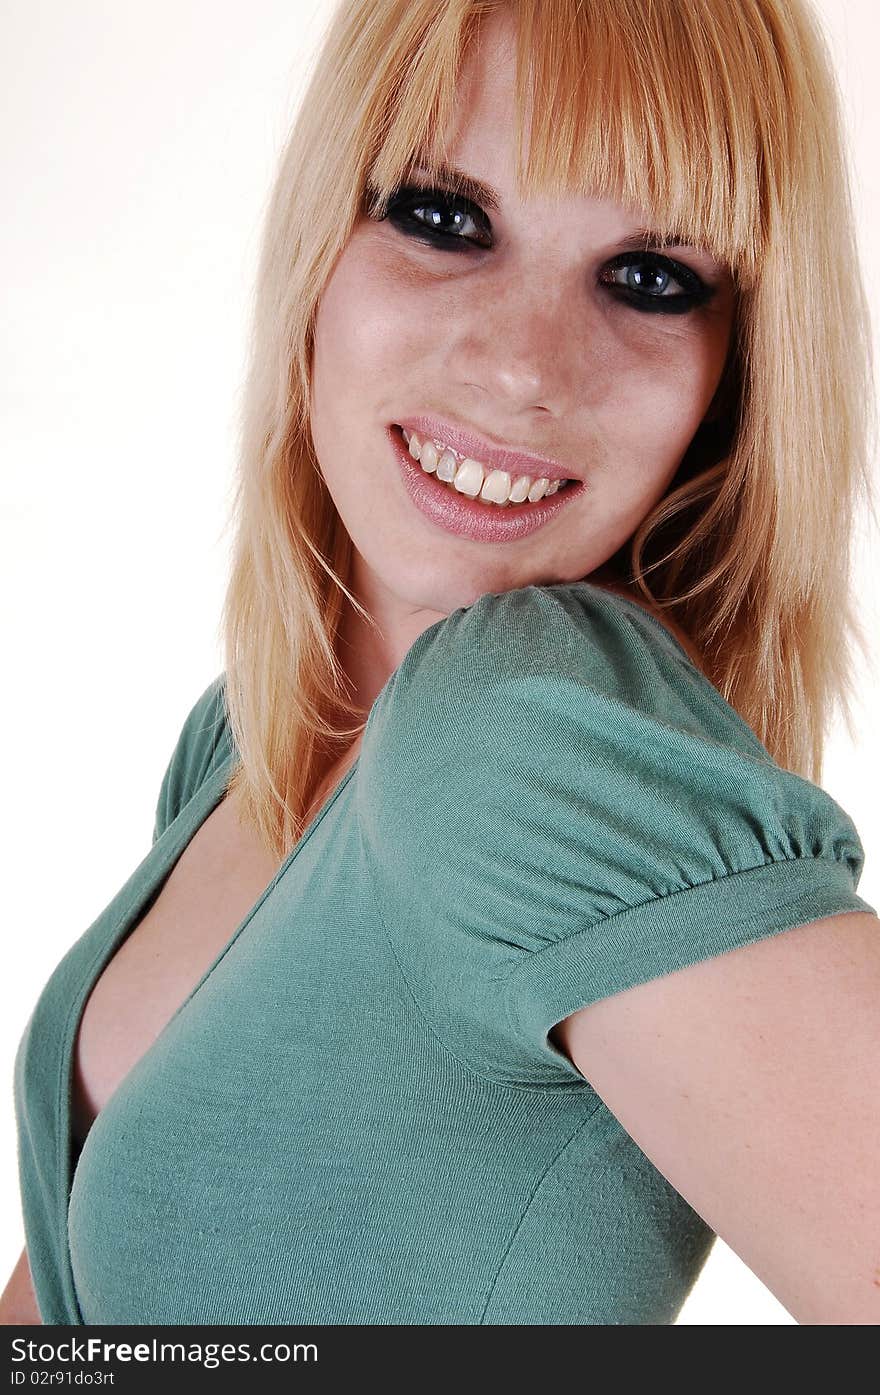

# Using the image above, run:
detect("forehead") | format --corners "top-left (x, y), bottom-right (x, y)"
top-left (380, 3), bottom-right (755, 281)
top-left (409, 25), bottom-right (688, 245)
top-left (435, 10), bottom-right (525, 185)
top-left (422, 9), bottom-right (652, 229)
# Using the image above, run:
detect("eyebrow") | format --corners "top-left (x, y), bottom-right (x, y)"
top-left (404, 159), bottom-right (503, 212)
top-left (404, 159), bottom-right (699, 250)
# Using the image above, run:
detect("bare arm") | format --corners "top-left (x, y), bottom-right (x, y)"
top-left (552, 909), bottom-right (880, 1324)
top-left (0, 1246), bottom-right (42, 1325)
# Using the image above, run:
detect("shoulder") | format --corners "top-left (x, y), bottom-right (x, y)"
top-left (368, 579), bottom-right (768, 769)
top-left (355, 580), bottom-right (871, 1089)
top-left (366, 575), bottom-right (869, 953)
top-left (393, 579), bottom-right (699, 676)
top-left (152, 673), bottom-right (232, 843)
top-left (589, 581), bottom-right (706, 672)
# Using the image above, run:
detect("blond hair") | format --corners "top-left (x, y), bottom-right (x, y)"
top-left (218, 0), bottom-right (878, 861)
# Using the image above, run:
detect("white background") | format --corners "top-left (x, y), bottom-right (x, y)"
top-left (1, 0), bottom-right (877, 1324)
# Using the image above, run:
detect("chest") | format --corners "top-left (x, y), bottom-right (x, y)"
top-left (69, 758), bottom-right (352, 1149)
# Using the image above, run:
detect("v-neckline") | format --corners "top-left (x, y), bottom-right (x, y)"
top-left (59, 747), bottom-right (360, 1322)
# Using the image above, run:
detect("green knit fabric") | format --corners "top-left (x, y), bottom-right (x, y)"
top-left (13, 582), bottom-right (874, 1324)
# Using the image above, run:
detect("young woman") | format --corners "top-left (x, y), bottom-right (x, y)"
top-left (4, 0), bottom-right (878, 1325)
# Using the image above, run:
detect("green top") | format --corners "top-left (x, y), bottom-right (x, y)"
top-left (13, 582), bottom-right (874, 1324)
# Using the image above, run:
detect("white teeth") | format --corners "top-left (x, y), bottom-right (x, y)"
top-left (400, 427), bottom-right (572, 506)
top-left (480, 468), bottom-right (513, 504)
top-left (417, 439), bottom-right (439, 472)
top-left (453, 459), bottom-right (484, 497)
top-left (436, 449), bottom-right (458, 483)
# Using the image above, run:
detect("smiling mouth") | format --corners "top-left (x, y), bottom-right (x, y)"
top-left (394, 425), bottom-right (576, 507)
top-left (388, 424), bottom-right (585, 544)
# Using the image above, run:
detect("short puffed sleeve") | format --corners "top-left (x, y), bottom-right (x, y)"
top-left (356, 582), bottom-right (874, 1088)
top-left (152, 673), bottom-right (232, 844)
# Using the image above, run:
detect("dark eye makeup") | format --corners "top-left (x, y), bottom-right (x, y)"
top-left (370, 182), bottom-right (719, 316)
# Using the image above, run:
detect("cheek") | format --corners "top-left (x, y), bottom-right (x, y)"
top-left (312, 239), bottom-right (416, 392)
top-left (592, 323), bottom-right (721, 453)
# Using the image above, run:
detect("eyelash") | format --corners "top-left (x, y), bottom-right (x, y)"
top-left (377, 184), bottom-right (717, 316)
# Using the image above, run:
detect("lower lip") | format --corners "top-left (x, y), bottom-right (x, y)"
top-left (387, 426), bottom-right (585, 543)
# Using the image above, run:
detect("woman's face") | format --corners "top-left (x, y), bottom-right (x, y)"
top-left (309, 8), bottom-right (735, 638)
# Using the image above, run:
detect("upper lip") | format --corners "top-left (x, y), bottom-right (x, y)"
top-left (394, 413), bottom-right (582, 482)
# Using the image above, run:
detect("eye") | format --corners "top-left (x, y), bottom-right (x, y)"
top-left (599, 252), bottom-right (716, 316)
top-left (379, 184), bottom-right (492, 250)
top-left (372, 183), bottom-right (718, 315)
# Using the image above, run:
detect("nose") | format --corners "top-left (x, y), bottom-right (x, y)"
top-left (449, 267), bottom-right (594, 420)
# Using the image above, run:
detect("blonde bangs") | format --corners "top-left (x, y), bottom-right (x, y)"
top-left (361, 0), bottom-right (824, 291)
